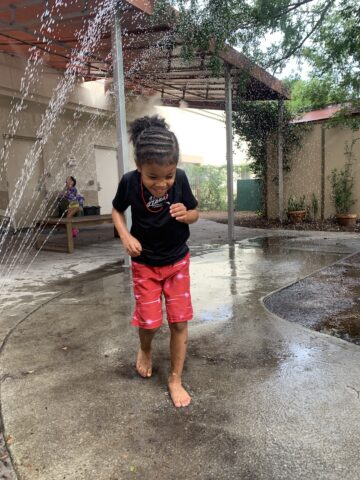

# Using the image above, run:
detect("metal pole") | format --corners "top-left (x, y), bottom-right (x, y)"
top-left (225, 63), bottom-right (234, 243)
top-left (112, 7), bottom-right (131, 266)
top-left (277, 98), bottom-right (284, 223)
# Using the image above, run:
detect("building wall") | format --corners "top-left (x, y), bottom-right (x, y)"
top-left (267, 122), bottom-right (360, 219)
top-left (0, 53), bottom-right (118, 226)
top-left (324, 127), bottom-right (360, 218)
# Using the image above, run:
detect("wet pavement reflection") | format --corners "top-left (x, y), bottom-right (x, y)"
top-left (265, 250), bottom-right (360, 345)
top-left (2, 236), bottom-right (360, 480)
top-left (191, 236), bottom-right (345, 328)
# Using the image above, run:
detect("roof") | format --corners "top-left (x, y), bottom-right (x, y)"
top-left (292, 105), bottom-right (342, 124)
top-left (0, 0), bottom-right (289, 109)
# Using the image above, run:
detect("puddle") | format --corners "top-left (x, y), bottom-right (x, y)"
top-left (265, 252), bottom-right (360, 345)
top-left (244, 236), bottom-right (296, 248)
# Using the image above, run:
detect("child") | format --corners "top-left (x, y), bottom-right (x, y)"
top-left (59, 176), bottom-right (84, 237)
top-left (112, 115), bottom-right (199, 408)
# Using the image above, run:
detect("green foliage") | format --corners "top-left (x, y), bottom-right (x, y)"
top-left (328, 139), bottom-right (358, 214)
top-left (302, 1), bottom-right (360, 94)
top-left (153, 1), bottom-right (360, 209)
top-left (308, 193), bottom-right (319, 219)
top-left (180, 163), bottom-right (250, 210)
top-left (180, 163), bottom-right (228, 210)
top-left (153, 0), bottom-right (260, 69)
top-left (286, 76), bottom-right (360, 130)
top-left (287, 77), bottom-right (350, 114)
top-left (232, 96), bottom-right (306, 184)
top-left (329, 164), bottom-right (355, 214)
top-left (153, 0), bottom-right (360, 97)
top-left (287, 195), bottom-right (306, 212)
top-left (255, 208), bottom-right (265, 218)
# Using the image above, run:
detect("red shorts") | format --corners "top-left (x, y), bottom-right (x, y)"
top-left (131, 252), bottom-right (193, 329)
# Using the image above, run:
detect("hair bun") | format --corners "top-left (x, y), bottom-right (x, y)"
top-left (129, 115), bottom-right (169, 145)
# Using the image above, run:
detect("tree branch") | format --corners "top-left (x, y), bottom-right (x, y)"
top-left (267, 0), bottom-right (336, 68)
top-left (270, 0), bottom-right (332, 22)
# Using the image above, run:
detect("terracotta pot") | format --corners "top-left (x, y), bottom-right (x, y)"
top-left (288, 210), bottom-right (306, 224)
top-left (336, 213), bottom-right (357, 226)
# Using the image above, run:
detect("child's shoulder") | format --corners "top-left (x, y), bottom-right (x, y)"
top-left (122, 169), bottom-right (139, 182)
top-left (176, 168), bottom-right (186, 179)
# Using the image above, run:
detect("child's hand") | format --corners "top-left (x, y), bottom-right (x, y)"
top-left (170, 203), bottom-right (188, 222)
top-left (122, 235), bottom-right (142, 257)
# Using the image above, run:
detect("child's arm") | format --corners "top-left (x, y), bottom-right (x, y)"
top-left (112, 207), bottom-right (142, 256)
top-left (170, 203), bottom-right (199, 224)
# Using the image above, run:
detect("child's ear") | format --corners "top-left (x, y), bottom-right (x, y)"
top-left (136, 165), bottom-right (142, 173)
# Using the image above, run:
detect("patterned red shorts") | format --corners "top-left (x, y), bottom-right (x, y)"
top-left (131, 252), bottom-right (193, 329)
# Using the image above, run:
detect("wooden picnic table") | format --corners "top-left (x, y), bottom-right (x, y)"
top-left (36, 214), bottom-right (114, 253)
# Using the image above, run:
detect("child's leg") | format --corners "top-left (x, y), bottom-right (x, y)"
top-left (168, 322), bottom-right (191, 407)
top-left (136, 327), bottom-right (159, 378)
top-left (131, 262), bottom-right (163, 377)
top-left (66, 206), bottom-right (80, 218)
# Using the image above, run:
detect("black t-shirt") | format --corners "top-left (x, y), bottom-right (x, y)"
top-left (112, 168), bottom-right (198, 266)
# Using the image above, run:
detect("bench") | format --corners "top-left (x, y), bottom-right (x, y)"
top-left (36, 214), bottom-right (114, 253)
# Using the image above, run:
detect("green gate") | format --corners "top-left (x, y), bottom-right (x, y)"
top-left (236, 179), bottom-right (263, 211)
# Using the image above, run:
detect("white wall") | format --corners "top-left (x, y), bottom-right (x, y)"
top-left (156, 105), bottom-right (248, 166)
top-left (0, 53), bottom-right (113, 112)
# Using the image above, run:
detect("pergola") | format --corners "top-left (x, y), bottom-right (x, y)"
top-left (0, 0), bottom-right (290, 244)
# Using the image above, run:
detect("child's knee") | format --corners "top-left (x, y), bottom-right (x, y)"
top-left (169, 321), bottom-right (188, 333)
top-left (140, 326), bottom-right (160, 335)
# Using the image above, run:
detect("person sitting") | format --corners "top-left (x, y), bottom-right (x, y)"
top-left (58, 176), bottom-right (84, 237)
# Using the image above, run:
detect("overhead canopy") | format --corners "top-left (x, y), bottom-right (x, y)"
top-left (0, 0), bottom-right (289, 109)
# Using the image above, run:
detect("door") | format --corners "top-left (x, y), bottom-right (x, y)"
top-left (6, 137), bottom-right (44, 228)
top-left (94, 147), bottom-right (118, 215)
top-left (236, 179), bottom-right (263, 211)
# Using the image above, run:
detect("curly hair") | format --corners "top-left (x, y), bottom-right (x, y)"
top-left (129, 115), bottom-right (179, 166)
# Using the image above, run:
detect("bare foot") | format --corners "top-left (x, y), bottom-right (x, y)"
top-left (168, 374), bottom-right (191, 408)
top-left (136, 348), bottom-right (152, 378)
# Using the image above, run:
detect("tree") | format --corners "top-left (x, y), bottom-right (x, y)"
top-left (286, 76), bottom-right (360, 129)
top-left (155, 0), bottom-right (359, 213)
top-left (301, 1), bottom-right (360, 94)
top-left (154, 0), bottom-right (360, 98)
top-left (286, 77), bottom-right (348, 113)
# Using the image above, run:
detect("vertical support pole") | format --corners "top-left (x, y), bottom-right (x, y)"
top-left (320, 125), bottom-right (326, 220)
top-left (112, 7), bottom-right (130, 266)
top-left (277, 98), bottom-right (284, 223)
top-left (225, 63), bottom-right (234, 243)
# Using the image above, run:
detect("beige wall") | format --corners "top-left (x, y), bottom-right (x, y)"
top-left (0, 51), bottom-right (119, 226)
top-left (267, 121), bottom-right (360, 219)
top-left (0, 55), bottom-right (161, 226)
top-left (0, 93), bottom-right (117, 224)
top-left (0, 53), bottom-right (113, 112)
top-left (323, 127), bottom-right (360, 218)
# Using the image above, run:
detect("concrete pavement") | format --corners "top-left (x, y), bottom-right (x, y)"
top-left (1, 219), bottom-right (360, 479)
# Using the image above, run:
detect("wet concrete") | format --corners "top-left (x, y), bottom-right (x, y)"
top-left (1, 227), bottom-right (360, 479)
top-left (265, 251), bottom-right (360, 345)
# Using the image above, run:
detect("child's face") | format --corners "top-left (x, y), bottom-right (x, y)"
top-left (66, 176), bottom-right (74, 188)
top-left (138, 162), bottom-right (176, 197)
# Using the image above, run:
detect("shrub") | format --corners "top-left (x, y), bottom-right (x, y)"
top-left (287, 195), bottom-right (306, 212)
top-left (329, 163), bottom-right (355, 214)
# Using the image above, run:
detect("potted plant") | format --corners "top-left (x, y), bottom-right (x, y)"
top-left (287, 195), bottom-right (306, 223)
top-left (328, 141), bottom-right (357, 227)
top-left (329, 164), bottom-right (357, 225)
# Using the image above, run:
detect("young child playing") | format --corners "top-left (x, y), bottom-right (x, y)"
top-left (112, 115), bottom-right (199, 408)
